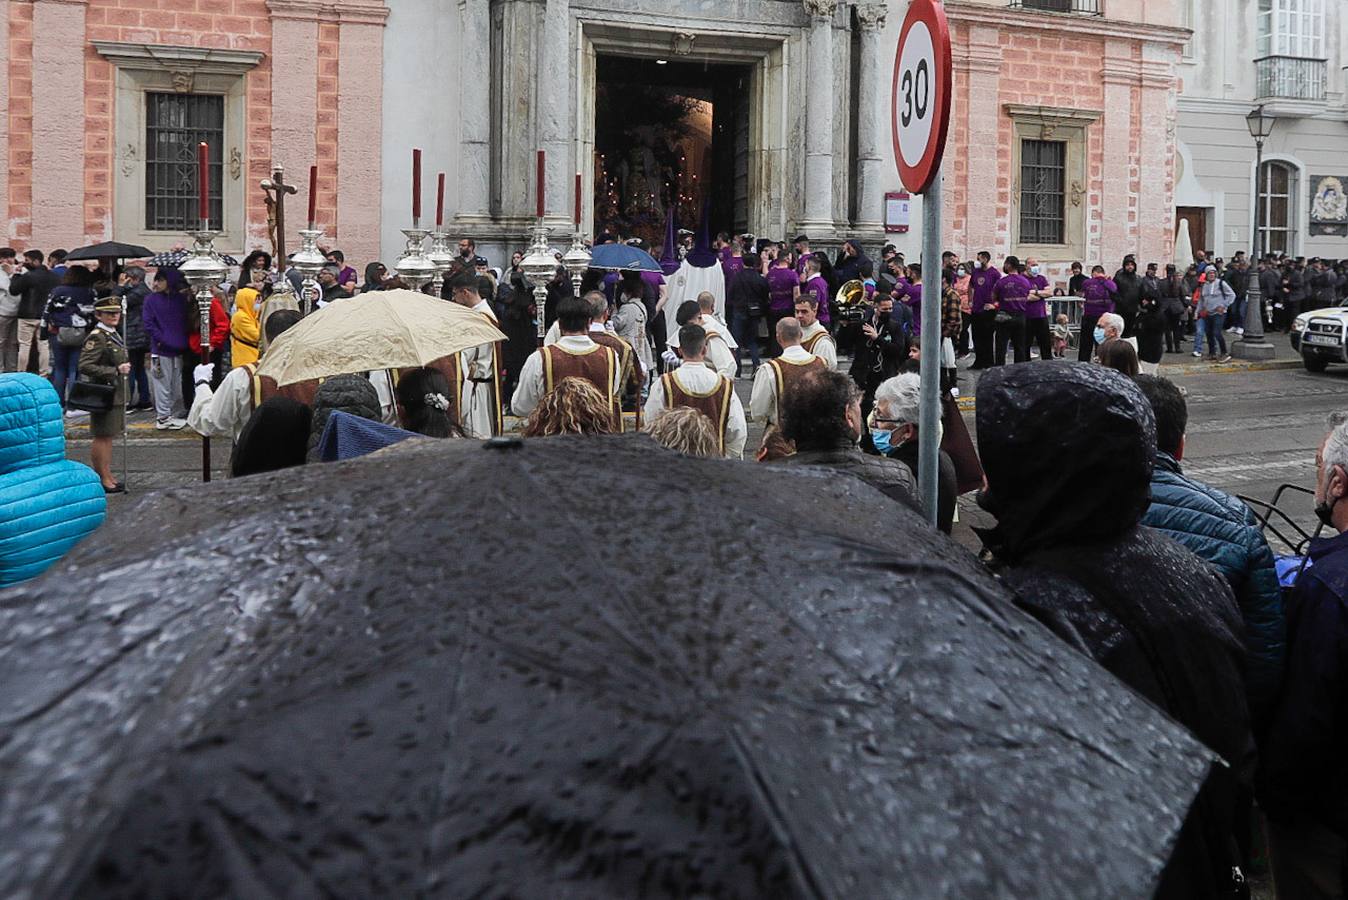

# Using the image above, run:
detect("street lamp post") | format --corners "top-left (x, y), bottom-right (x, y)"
top-left (1233, 105), bottom-right (1276, 360)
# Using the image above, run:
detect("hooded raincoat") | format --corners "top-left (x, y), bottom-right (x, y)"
top-left (975, 362), bottom-right (1255, 900)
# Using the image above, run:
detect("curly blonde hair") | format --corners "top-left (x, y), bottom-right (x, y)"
top-left (522, 377), bottom-right (618, 437)
top-left (646, 406), bottom-right (720, 458)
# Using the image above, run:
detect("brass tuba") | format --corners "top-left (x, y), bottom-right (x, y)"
top-left (834, 279), bottom-right (866, 322)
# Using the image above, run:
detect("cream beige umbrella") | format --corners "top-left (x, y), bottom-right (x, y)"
top-left (256, 288), bottom-right (506, 386)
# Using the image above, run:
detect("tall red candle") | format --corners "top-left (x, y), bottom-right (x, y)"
top-left (307, 165), bottom-right (318, 228)
top-left (197, 142), bottom-right (209, 223)
top-left (574, 173), bottom-right (582, 227)
top-left (536, 149), bottom-right (545, 218)
top-left (412, 148), bottom-right (422, 222)
top-left (436, 173), bottom-right (445, 227)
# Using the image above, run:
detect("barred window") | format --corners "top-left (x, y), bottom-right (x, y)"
top-left (1258, 161), bottom-right (1297, 256)
top-left (1019, 139), bottom-right (1065, 245)
top-left (144, 92), bottom-right (224, 231)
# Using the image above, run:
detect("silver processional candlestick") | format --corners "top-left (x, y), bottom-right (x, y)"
top-left (290, 227), bottom-right (327, 314)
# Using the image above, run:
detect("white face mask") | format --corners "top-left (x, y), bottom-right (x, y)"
top-left (974, 261), bottom-right (983, 269)
top-left (1029, 265), bottom-right (1040, 276)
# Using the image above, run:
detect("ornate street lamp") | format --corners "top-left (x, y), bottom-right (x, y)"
top-left (1234, 105), bottom-right (1277, 359)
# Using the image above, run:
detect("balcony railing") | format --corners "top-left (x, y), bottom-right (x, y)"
top-left (1008, 0), bottom-right (1102, 14)
top-left (1255, 56), bottom-right (1327, 102)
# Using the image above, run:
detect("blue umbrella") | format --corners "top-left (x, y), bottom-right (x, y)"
top-left (589, 243), bottom-right (662, 273)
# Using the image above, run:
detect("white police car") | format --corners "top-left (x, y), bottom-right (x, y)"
top-left (1291, 302), bottom-right (1348, 372)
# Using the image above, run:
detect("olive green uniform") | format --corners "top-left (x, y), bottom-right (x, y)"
top-left (78, 325), bottom-right (128, 438)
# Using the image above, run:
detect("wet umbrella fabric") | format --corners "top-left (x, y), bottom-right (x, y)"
top-left (589, 242), bottom-right (663, 273)
top-left (1, 435), bottom-right (1215, 899)
top-left (64, 242), bottom-right (154, 262)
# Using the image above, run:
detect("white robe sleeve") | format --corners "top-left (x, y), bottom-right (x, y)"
top-left (642, 373), bottom-right (667, 423)
top-left (725, 392), bottom-right (747, 459)
top-left (510, 351), bottom-right (545, 418)
top-left (371, 370), bottom-right (398, 425)
top-left (544, 320), bottom-right (560, 346)
top-left (816, 337), bottom-right (838, 371)
top-left (707, 336), bottom-right (737, 379)
top-left (187, 366), bottom-right (252, 442)
top-left (749, 364), bottom-right (776, 424)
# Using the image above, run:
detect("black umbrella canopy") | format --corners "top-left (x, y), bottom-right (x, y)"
top-left (0, 435), bottom-right (1214, 899)
top-left (64, 241), bottom-right (154, 262)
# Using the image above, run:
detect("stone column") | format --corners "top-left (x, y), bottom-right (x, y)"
top-left (963, 26), bottom-right (1002, 253)
top-left (799, 0), bottom-right (837, 236)
top-left (336, 2), bottom-right (388, 265)
top-left (539, 0), bottom-right (571, 227)
top-left (31, 0), bottom-right (87, 247)
top-left (268, 0), bottom-right (321, 250)
top-left (1100, 41), bottom-right (1135, 265)
top-left (853, 3), bottom-right (887, 236)
top-left (457, 0), bottom-right (491, 223)
top-left (1138, 44), bottom-right (1176, 265)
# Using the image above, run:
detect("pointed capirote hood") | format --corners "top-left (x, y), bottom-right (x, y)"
top-left (685, 203), bottom-right (717, 268)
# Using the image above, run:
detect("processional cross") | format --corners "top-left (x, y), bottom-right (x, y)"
top-left (261, 165), bottom-right (298, 266)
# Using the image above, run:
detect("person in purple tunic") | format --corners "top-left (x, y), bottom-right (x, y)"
top-left (765, 251), bottom-right (801, 356)
top-left (793, 234), bottom-right (812, 277)
top-left (967, 251), bottom-right (999, 369)
top-left (802, 256), bottom-right (831, 327)
top-left (721, 236), bottom-right (746, 296)
top-left (1024, 257), bottom-right (1055, 360)
top-left (896, 264), bottom-right (924, 336)
top-left (992, 256), bottom-right (1032, 365)
top-left (1077, 265), bottom-right (1119, 362)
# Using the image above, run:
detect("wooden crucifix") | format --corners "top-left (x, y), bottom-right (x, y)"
top-left (261, 165), bottom-right (298, 267)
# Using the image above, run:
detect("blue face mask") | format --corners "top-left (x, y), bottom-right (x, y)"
top-left (1030, 265), bottom-right (1041, 276)
top-left (1093, 326), bottom-right (1107, 345)
top-left (871, 429), bottom-right (893, 454)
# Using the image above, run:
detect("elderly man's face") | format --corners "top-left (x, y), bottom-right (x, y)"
top-left (318, 270), bottom-right (336, 286)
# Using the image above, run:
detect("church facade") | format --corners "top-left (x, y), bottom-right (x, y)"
top-left (3, 0), bottom-right (1187, 277)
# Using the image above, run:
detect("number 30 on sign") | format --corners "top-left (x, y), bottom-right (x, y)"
top-left (892, 0), bottom-right (952, 195)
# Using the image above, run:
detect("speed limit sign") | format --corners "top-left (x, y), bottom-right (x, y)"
top-left (892, 0), bottom-right (952, 194)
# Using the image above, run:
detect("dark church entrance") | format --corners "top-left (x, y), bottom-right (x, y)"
top-left (593, 55), bottom-right (751, 248)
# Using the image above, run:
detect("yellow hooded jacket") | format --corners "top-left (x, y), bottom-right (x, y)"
top-left (231, 287), bottom-right (262, 367)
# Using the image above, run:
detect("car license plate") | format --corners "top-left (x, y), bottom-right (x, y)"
top-left (1306, 334), bottom-right (1339, 346)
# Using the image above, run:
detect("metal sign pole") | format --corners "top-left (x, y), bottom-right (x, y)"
top-left (918, 167), bottom-right (942, 527)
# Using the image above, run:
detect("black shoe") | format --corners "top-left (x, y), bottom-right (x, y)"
top-left (103, 482), bottom-right (126, 494)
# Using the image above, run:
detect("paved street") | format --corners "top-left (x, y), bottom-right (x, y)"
top-left (71, 349), bottom-right (1344, 555)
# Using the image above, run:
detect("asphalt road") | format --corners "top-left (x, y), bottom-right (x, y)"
top-left (69, 355), bottom-right (1344, 550)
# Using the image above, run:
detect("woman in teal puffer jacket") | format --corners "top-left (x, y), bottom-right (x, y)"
top-left (0, 374), bottom-right (105, 587)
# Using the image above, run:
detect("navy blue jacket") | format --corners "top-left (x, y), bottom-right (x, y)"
top-left (1260, 529), bottom-right (1348, 835)
top-left (1141, 452), bottom-right (1286, 730)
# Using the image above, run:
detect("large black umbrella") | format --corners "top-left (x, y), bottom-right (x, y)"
top-left (0, 435), bottom-right (1215, 898)
top-left (64, 241), bottom-right (154, 262)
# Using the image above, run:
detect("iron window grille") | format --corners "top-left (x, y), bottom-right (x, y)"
top-left (145, 92), bottom-right (224, 231)
top-left (1008, 0), bottom-right (1102, 15)
top-left (1254, 56), bottom-right (1327, 101)
top-left (1020, 139), bottom-right (1067, 245)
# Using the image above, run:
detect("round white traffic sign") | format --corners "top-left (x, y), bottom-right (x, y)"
top-left (892, 0), bottom-right (952, 194)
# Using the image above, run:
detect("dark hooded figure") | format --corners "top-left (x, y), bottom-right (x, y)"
top-left (307, 374), bottom-right (382, 461)
top-left (833, 238), bottom-right (871, 287)
top-left (975, 362), bottom-right (1255, 900)
top-left (1112, 254), bottom-right (1142, 337)
top-left (230, 397), bottom-right (312, 478)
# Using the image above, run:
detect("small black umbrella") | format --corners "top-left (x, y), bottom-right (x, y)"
top-left (63, 238), bottom-right (154, 260)
top-left (63, 241), bottom-right (154, 262)
top-left (0, 435), bottom-right (1215, 898)
top-left (145, 249), bottom-right (239, 268)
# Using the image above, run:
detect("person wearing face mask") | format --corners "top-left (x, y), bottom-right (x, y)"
top-left (992, 256), bottom-right (1032, 365)
top-left (867, 372), bottom-right (957, 534)
top-left (849, 294), bottom-right (907, 423)
top-left (968, 250), bottom-right (998, 369)
top-left (1023, 258), bottom-right (1054, 361)
top-left (1078, 265), bottom-right (1119, 362)
top-left (953, 262), bottom-right (973, 357)
top-left (1260, 410), bottom-right (1348, 900)
top-left (772, 368), bottom-right (920, 515)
